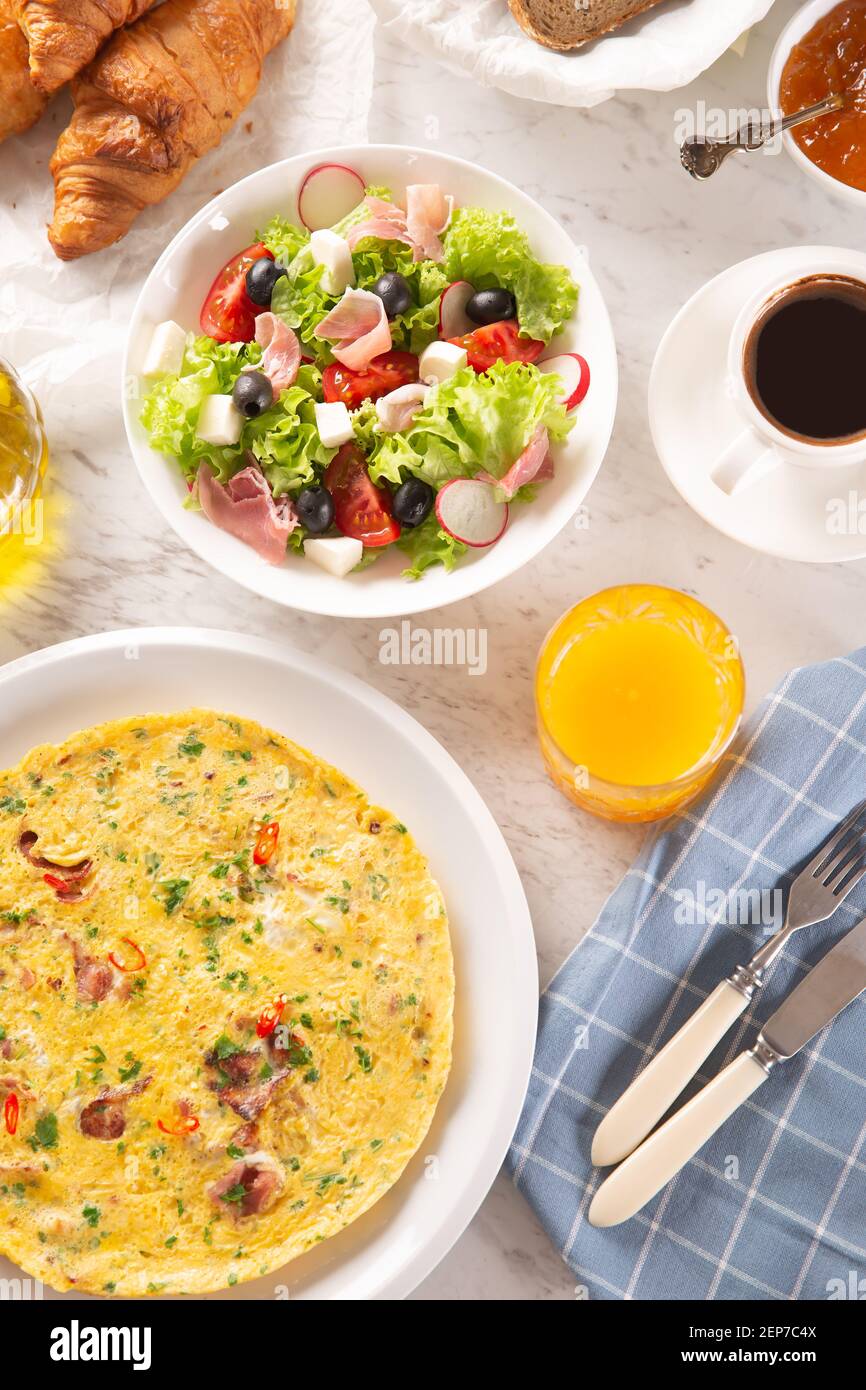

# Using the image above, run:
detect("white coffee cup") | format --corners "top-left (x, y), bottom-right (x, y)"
top-left (712, 255), bottom-right (866, 497)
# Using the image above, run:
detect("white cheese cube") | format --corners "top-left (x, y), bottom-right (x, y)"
top-left (195, 394), bottom-right (244, 447)
top-left (419, 340), bottom-right (468, 385)
top-left (142, 320), bottom-right (187, 377)
top-left (309, 229), bottom-right (355, 297)
top-left (304, 536), bottom-right (363, 578)
top-left (314, 400), bottom-right (355, 449)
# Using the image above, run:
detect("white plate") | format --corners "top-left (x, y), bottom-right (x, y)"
top-left (0, 628), bottom-right (538, 1301)
top-left (768, 0), bottom-right (866, 209)
top-left (123, 144), bottom-right (617, 619)
top-left (369, 0), bottom-right (776, 109)
top-left (649, 245), bottom-right (866, 564)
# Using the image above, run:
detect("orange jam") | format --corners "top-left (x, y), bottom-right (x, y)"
top-left (535, 586), bottom-right (745, 823)
top-left (780, 0), bottom-right (866, 193)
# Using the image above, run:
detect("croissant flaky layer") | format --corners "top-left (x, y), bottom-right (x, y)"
top-left (16, 0), bottom-right (159, 93)
top-left (0, 0), bottom-right (47, 141)
top-left (48, 0), bottom-right (297, 260)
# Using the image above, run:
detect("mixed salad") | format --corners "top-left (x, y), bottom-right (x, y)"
top-left (140, 162), bottom-right (590, 580)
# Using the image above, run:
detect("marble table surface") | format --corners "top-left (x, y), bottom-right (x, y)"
top-left (2, 0), bottom-right (864, 1301)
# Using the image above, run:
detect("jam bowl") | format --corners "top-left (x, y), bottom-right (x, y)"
top-left (769, 0), bottom-right (866, 208)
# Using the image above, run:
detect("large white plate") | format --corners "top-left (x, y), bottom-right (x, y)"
top-left (369, 0), bottom-right (776, 109)
top-left (0, 628), bottom-right (537, 1301)
top-left (123, 144), bottom-right (617, 619)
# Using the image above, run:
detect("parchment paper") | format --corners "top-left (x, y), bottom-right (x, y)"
top-left (369, 0), bottom-right (778, 108)
top-left (0, 0), bottom-right (376, 427)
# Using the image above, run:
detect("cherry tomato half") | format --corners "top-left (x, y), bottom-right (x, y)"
top-left (322, 350), bottom-right (419, 411)
top-left (449, 318), bottom-right (545, 373)
top-left (200, 243), bottom-right (274, 343)
top-left (325, 443), bottom-right (400, 548)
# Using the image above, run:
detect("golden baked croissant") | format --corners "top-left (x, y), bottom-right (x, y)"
top-left (16, 0), bottom-right (159, 94)
top-left (48, 0), bottom-right (297, 260)
top-left (0, 0), bottom-right (47, 142)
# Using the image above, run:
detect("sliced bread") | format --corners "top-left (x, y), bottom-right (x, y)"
top-left (508, 0), bottom-right (669, 52)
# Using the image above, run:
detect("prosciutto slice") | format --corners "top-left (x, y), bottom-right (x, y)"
top-left (254, 313), bottom-right (300, 396)
top-left (405, 184), bottom-right (451, 263)
top-left (479, 426), bottom-right (553, 501)
top-left (345, 195), bottom-right (413, 253)
top-left (346, 219), bottom-right (412, 253)
top-left (197, 463), bottom-right (298, 566)
top-left (375, 383), bottom-right (430, 433)
top-left (313, 288), bottom-right (392, 370)
top-left (346, 187), bottom-right (450, 264)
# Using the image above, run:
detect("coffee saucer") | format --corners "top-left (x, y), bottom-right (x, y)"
top-left (649, 246), bottom-right (866, 563)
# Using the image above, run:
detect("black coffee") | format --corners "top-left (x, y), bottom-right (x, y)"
top-left (744, 275), bottom-right (866, 443)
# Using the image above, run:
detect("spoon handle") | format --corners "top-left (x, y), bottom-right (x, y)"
top-left (771, 92), bottom-right (845, 139)
top-left (725, 94), bottom-right (842, 154)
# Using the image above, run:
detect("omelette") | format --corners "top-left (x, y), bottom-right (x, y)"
top-left (0, 710), bottom-right (453, 1296)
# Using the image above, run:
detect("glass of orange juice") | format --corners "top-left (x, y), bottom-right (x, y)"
top-left (536, 584), bottom-right (745, 823)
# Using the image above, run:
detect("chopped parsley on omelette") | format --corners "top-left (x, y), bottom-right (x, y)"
top-left (0, 710), bottom-right (453, 1296)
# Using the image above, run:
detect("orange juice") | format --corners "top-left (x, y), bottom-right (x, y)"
top-left (536, 585), bottom-right (745, 822)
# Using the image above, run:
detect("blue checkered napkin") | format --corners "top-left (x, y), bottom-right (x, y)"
top-left (508, 649), bottom-right (866, 1301)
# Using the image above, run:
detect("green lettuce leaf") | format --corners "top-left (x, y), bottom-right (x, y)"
top-left (140, 335), bottom-right (257, 480)
top-left (364, 360), bottom-right (573, 491)
top-left (141, 341), bottom-right (333, 492)
top-left (245, 365), bottom-right (335, 496)
top-left (442, 207), bottom-right (578, 344)
top-left (397, 513), bottom-right (466, 581)
top-left (257, 215), bottom-right (310, 267)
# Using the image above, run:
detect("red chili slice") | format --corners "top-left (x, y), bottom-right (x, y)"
top-left (256, 992), bottom-right (289, 1039)
top-left (157, 1115), bottom-right (200, 1137)
top-left (4, 1092), bottom-right (19, 1136)
top-left (253, 821), bottom-right (280, 866)
top-left (108, 938), bottom-right (147, 973)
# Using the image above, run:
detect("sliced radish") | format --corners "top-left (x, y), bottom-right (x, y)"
top-left (438, 281), bottom-right (475, 338)
top-left (435, 478), bottom-right (509, 548)
top-left (538, 353), bottom-right (590, 410)
top-left (298, 164), bottom-right (366, 232)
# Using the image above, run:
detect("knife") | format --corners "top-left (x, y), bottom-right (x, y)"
top-left (588, 914), bottom-right (866, 1228)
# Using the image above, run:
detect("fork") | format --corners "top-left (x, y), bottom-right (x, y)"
top-left (591, 800), bottom-right (866, 1167)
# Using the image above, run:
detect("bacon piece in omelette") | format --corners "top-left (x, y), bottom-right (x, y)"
top-left (18, 830), bottom-right (92, 881)
top-left (79, 1076), bottom-right (152, 1140)
top-left (204, 1036), bottom-right (294, 1122)
top-left (208, 1152), bottom-right (284, 1218)
top-left (64, 933), bottom-right (115, 1002)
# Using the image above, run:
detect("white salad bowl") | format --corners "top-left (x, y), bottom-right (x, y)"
top-left (123, 144), bottom-right (618, 619)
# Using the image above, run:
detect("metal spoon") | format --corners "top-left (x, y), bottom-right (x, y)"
top-left (681, 93), bottom-right (845, 180)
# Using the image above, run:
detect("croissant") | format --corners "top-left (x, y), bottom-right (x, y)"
top-left (0, 0), bottom-right (47, 142)
top-left (15, 0), bottom-right (159, 94)
top-left (48, 0), bottom-right (297, 261)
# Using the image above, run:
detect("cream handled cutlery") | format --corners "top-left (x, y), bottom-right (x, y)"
top-left (589, 910), bottom-right (866, 1228)
top-left (592, 801), bottom-right (866, 1168)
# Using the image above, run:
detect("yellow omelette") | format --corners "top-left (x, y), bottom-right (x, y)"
top-left (0, 709), bottom-right (453, 1296)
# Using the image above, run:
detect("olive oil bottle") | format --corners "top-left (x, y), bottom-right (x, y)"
top-left (0, 359), bottom-right (47, 541)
